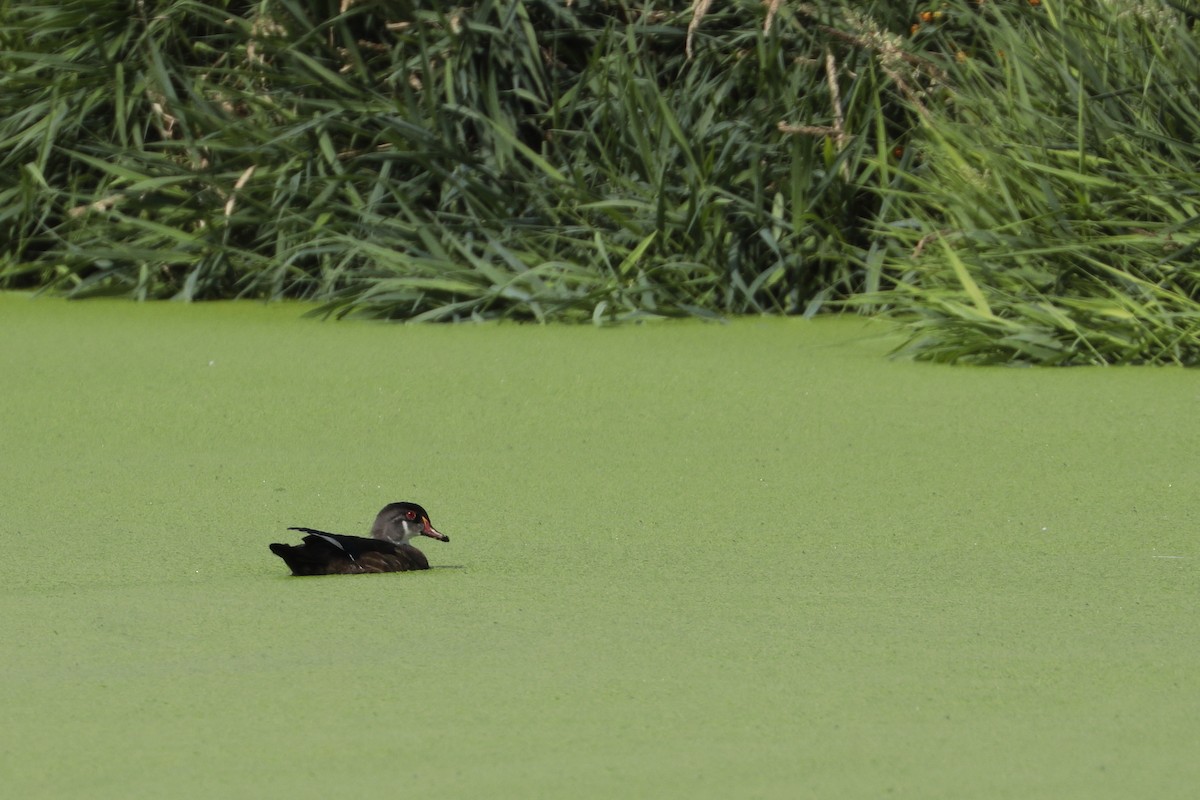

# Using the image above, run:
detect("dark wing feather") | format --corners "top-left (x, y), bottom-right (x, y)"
top-left (286, 528), bottom-right (398, 559)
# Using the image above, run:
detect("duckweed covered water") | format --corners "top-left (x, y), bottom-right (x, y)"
top-left (2, 293), bottom-right (1198, 799)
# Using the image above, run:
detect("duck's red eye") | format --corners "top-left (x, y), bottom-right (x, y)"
top-left (405, 510), bottom-right (417, 520)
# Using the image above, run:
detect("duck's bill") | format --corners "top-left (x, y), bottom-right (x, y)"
top-left (421, 517), bottom-right (450, 542)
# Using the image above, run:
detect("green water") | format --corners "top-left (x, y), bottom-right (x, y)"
top-left (2, 294), bottom-right (1197, 798)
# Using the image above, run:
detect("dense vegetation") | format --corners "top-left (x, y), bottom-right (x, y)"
top-left (2, 0), bottom-right (1198, 363)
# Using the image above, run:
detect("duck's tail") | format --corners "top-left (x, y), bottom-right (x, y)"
top-left (268, 541), bottom-right (329, 576)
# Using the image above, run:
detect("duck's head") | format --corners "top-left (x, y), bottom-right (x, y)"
top-left (371, 502), bottom-right (449, 546)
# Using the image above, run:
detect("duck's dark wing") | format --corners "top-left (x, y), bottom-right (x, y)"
top-left (270, 528), bottom-right (429, 576)
top-left (286, 528), bottom-right (398, 559)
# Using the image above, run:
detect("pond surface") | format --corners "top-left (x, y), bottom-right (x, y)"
top-left (2, 293), bottom-right (1197, 798)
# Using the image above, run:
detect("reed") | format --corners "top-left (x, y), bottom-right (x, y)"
top-left (0, 0), bottom-right (894, 320)
top-left (3, 1), bottom-right (1198, 363)
top-left (863, 0), bottom-right (1200, 364)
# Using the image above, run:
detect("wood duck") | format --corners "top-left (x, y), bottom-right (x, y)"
top-left (269, 502), bottom-right (449, 576)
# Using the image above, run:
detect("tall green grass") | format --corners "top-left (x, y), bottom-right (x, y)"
top-left (3, 1), bottom-right (1199, 363)
top-left (0, 0), bottom-right (908, 321)
top-left (866, 0), bottom-right (1200, 364)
